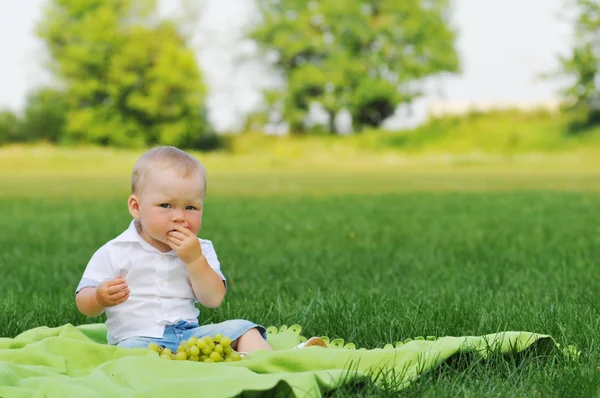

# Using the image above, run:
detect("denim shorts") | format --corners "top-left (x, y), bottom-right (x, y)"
top-left (115, 320), bottom-right (267, 352)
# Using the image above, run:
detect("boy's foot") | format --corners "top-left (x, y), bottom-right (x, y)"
top-left (295, 337), bottom-right (328, 349)
top-left (238, 337), bottom-right (328, 356)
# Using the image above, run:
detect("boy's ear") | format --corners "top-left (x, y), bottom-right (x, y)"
top-left (128, 195), bottom-right (141, 219)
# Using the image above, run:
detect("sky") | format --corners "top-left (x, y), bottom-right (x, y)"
top-left (0, 0), bottom-right (573, 132)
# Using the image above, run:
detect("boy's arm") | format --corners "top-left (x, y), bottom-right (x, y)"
top-left (186, 256), bottom-right (226, 308)
top-left (76, 287), bottom-right (106, 317)
top-left (76, 277), bottom-right (130, 317)
top-left (166, 226), bottom-right (226, 308)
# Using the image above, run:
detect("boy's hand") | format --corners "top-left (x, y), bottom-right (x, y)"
top-left (95, 276), bottom-right (130, 308)
top-left (166, 226), bottom-right (203, 265)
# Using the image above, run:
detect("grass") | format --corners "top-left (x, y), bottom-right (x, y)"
top-left (233, 110), bottom-right (600, 161)
top-left (2, 146), bottom-right (600, 396)
top-left (379, 110), bottom-right (600, 154)
top-left (4, 110), bottom-right (600, 176)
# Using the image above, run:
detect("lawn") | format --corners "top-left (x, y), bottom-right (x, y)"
top-left (1, 146), bottom-right (600, 396)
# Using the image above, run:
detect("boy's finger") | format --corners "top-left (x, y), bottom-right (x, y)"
top-left (109, 277), bottom-right (126, 285)
top-left (174, 225), bottom-right (192, 235)
top-left (116, 293), bottom-right (129, 305)
top-left (168, 234), bottom-right (184, 243)
top-left (108, 282), bottom-right (128, 292)
top-left (110, 290), bottom-right (129, 303)
top-left (167, 237), bottom-right (181, 247)
top-left (114, 289), bottom-right (129, 300)
top-left (111, 292), bottom-right (129, 306)
top-left (168, 231), bottom-right (186, 239)
top-left (107, 283), bottom-right (128, 294)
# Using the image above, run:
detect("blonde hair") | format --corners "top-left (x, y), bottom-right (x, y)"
top-left (131, 146), bottom-right (207, 195)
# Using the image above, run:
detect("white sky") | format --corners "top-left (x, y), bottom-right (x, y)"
top-left (0, 0), bottom-right (573, 131)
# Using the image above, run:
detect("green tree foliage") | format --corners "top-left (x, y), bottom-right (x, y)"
top-left (559, 0), bottom-right (600, 127)
top-left (0, 110), bottom-right (21, 145)
top-left (36, 0), bottom-right (212, 148)
top-left (21, 88), bottom-right (69, 143)
top-left (250, 0), bottom-right (459, 134)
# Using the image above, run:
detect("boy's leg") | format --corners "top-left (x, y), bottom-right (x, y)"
top-left (116, 336), bottom-right (176, 351)
top-left (235, 327), bottom-right (273, 352)
top-left (295, 337), bottom-right (328, 348)
top-left (115, 326), bottom-right (178, 352)
top-left (183, 319), bottom-right (272, 353)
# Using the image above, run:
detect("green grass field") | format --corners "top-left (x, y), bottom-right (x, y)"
top-left (2, 146), bottom-right (600, 396)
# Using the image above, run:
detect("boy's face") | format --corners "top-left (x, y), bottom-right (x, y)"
top-left (128, 168), bottom-right (205, 252)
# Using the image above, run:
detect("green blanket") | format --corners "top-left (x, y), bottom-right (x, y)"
top-left (0, 323), bottom-right (564, 397)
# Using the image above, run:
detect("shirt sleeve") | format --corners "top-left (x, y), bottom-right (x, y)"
top-left (200, 239), bottom-right (226, 283)
top-left (75, 245), bottom-right (115, 294)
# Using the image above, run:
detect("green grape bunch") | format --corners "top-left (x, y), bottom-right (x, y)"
top-left (148, 333), bottom-right (242, 363)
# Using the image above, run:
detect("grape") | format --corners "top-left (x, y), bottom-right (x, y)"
top-left (148, 342), bottom-right (161, 353)
top-left (188, 345), bottom-right (200, 356)
top-left (153, 334), bottom-right (244, 363)
top-left (196, 339), bottom-right (207, 349)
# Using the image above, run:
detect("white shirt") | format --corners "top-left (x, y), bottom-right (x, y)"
top-left (76, 220), bottom-right (226, 345)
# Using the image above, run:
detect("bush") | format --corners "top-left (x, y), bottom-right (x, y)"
top-left (21, 88), bottom-right (69, 143)
top-left (188, 132), bottom-right (231, 152)
top-left (0, 110), bottom-right (21, 145)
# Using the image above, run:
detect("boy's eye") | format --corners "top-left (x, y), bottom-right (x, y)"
top-left (159, 203), bottom-right (170, 208)
top-left (186, 206), bottom-right (198, 210)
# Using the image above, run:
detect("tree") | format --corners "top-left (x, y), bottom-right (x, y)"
top-left (21, 87), bottom-right (69, 143)
top-left (250, 0), bottom-right (459, 134)
top-left (0, 110), bottom-right (20, 145)
top-left (558, 0), bottom-right (600, 128)
top-left (36, 0), bottom-right (212, 148)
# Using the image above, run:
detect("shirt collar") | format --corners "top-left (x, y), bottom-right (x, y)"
top-left (114, 219), bottom-right (177, 256)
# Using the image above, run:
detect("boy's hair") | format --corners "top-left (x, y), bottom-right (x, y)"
top-left (131, 146), bottom-right (207, 196)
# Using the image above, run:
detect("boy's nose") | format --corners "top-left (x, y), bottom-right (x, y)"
top-left (172, 209), bottom-right (185, 221)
